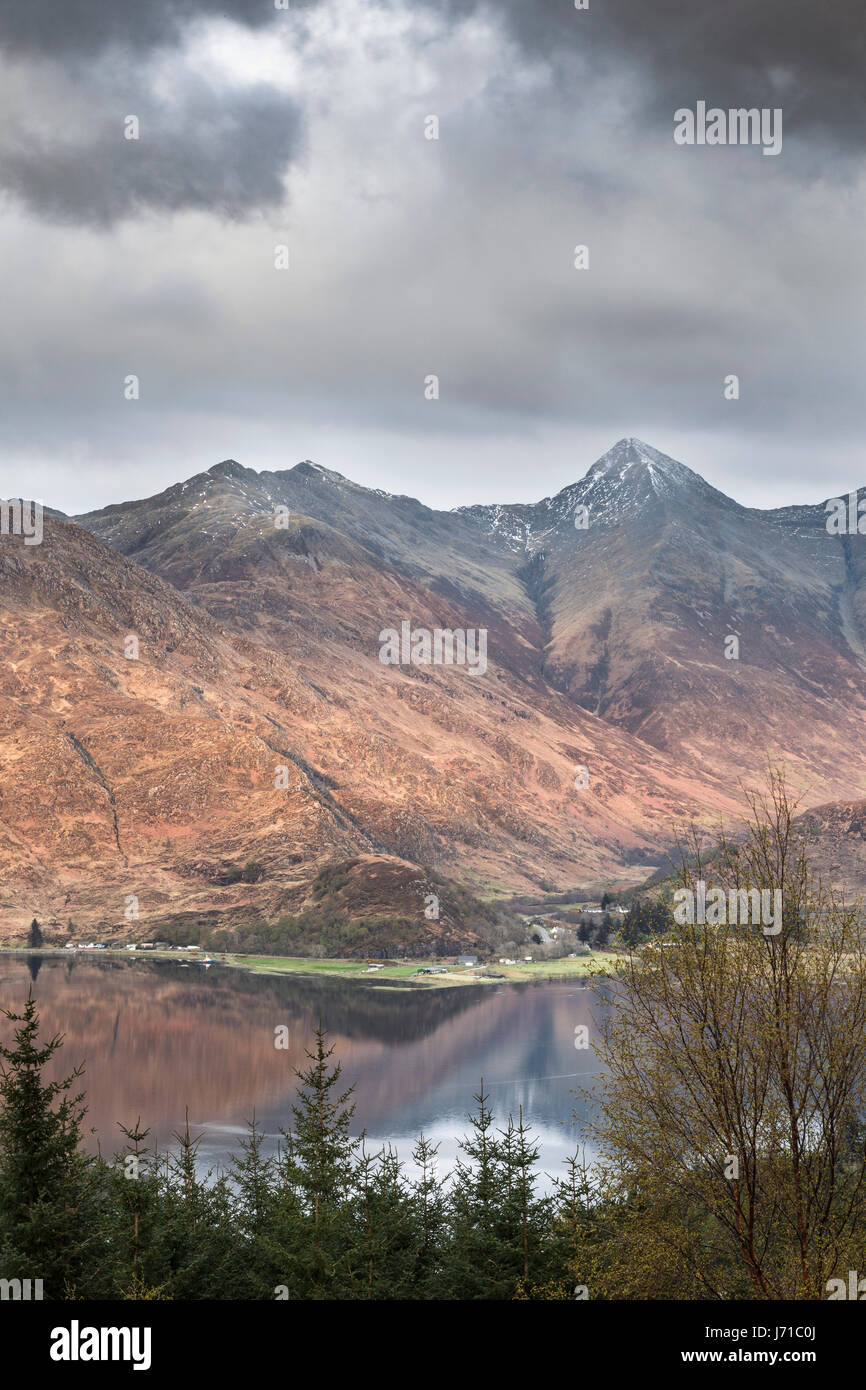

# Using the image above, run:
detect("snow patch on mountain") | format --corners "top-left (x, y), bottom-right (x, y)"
top-left (458, 437), bottom-right (748, 549)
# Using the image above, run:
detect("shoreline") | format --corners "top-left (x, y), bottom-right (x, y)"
top-left (0, 945), bottom-right (618, 988)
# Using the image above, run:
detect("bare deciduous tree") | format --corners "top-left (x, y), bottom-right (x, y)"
top-left (589, 769), bottom-right (866, 1298)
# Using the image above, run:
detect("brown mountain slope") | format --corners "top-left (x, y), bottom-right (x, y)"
top-left (78, 441), bottom-right (866, 810)
top-left (0, 513), bottom-right (728, 940)
top-left (0, 517), bottom-right (368, 933)
top-left (463, 438), bottom-right (866, 797)
top-left (8, 435), bottom-right (866, 942)
top-left (792, 799), bottom-right (866, 902)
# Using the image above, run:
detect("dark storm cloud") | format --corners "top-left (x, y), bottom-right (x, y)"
top-left (0, 0), bottom-right (858, 226)
top-left (423, 0), bottom-right (866, 145)
top-left (2, 0), bottom-right (861, 147)
top-left (0, 0), bottom-right (863, 514)
top-left (0, 1), bottom-right (305, 223)
top-left (0, 76), bottom-right (302, 224)
top-left (0, 0), bottom-right (279, 55)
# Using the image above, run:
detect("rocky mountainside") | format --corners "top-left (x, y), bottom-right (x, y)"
top-left (79, 436), bottom-right (866, 798)
top-left (3, 437), bottom-right (866, 941)
top-left (462, 438), bottom-right (866, 791)
top-left (0, 502), bottom-right (712, 940)
top-left (790, 799), bottom-right (866, 903)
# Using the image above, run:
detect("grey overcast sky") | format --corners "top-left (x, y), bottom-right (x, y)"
top-left (0, 0), bottom-right (863, 514)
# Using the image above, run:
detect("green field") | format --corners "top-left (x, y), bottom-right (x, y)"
top-left (0, 946), bottom-right (618, 987)
top-left (216, 950), bottom-right (617, 985)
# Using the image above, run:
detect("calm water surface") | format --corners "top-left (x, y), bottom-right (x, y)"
top-left (0, 954), bottom-right (609, 1187)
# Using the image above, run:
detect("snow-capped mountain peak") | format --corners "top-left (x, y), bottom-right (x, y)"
top-left (584, 437), bottom-right (704, 491)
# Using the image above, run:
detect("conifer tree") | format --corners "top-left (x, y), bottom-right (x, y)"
top-left (101, 1119), bottom-right (166, 1298)
top-left (160, 1111), bottom-right (246, 1299)
top-left (409, 1133), bottom-right (446, 1295)
top-left (438, 1083), bottom-right (512, 1298)
top-left (278, 1023), bottom-right (359, 1295)
top-left (230, 1113), bottom-right (274, 1240)
top-left (229, 1114), bottom-right (281, 1298)
top-left (499, 1107), bottom-right (554, 1291)
top-left (345, 1139), bottom-right (418, 1299)
top-left (263, 1128), bottom-right (307, 1298)
top-left (0, 994), bottom-right (97, 1296)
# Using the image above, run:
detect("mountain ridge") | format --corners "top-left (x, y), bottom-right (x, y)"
top-left (3, 438), bottom-right (866, 941)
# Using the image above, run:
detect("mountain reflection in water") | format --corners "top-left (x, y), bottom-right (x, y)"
top-left (0, 955), bottom-right (609, 1185)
